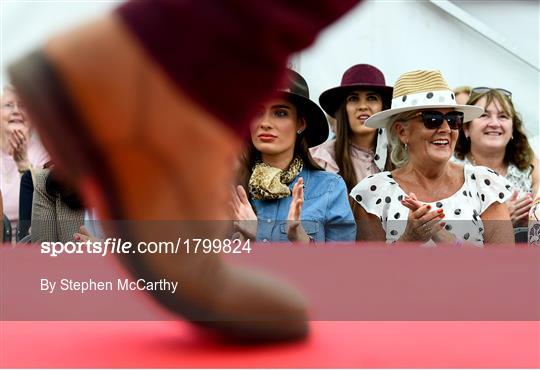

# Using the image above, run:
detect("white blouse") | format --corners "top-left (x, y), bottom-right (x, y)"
top-left (456, 156), bottom-right (533, 195)
top-left (350, 164), bottom-right (512, 246)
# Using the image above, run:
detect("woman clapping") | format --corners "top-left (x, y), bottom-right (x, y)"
top-left (351, 70), bottom-right (514, 245)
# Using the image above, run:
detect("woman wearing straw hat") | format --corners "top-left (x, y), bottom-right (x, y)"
top-left (232, 70), bottom-right (356, 243)
top-left (350, 70), bottom-right (514, 245)
top-left (311, 64), bottom-right (393, 193)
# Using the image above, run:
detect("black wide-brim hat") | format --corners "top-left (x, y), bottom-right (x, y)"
top-left (319, 64), bottom-right (393, 118)
top-left (277, 69), bottom-right (328, 148)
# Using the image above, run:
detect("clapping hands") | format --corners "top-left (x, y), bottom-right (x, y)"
top-left (286, 178), bottom-right (310, 243)
top-left (231, 185), bottom-right (258, 240)
top-left (8, 127), bottom-right (30, 170)
top-left (400, 192), bottom-right (450, 243)
top-left (230, 179), bottom-right (311, 243)
top-left (507, 191), bottom-right (533, 227)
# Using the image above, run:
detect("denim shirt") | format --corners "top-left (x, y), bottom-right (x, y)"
top-left (252, 168), bottom-right (356, 242)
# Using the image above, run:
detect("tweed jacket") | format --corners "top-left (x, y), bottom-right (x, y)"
top-left (31, 169), bottom-right (85, 244)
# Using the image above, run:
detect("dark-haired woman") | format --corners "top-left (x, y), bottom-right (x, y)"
top-left (31, 168), bottom-right (85, 243)
top-left (310, 64), bottom-right (393, 193)
top-left (454, 88), bottom-right (539, 227)
top-left (232, 70), bottom-right (356, 242)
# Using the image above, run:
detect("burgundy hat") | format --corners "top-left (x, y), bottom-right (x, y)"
top-left (319, 64), bottom-right (393, 118)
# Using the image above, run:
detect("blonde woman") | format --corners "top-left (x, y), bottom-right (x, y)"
top-left (351, 70), bottom-right (514, 246)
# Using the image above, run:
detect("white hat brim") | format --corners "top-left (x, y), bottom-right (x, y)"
top-left (365, 104), bottom-right (484, 129)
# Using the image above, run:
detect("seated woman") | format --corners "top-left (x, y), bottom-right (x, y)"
top-left (311, 64), bottom-right (394, 193)
top-left (529, 188), bottom-right (540, 246)
top-left (17, 169), bottom-right (34, 241)
top-left (1, 190), bottom-right (4, 243)
top-left (31, 167), bottom-right (85, 244)
top-left (0, 85), bottom-right (49, 235)
top-left (351, 70), bottom-right (514, 245)
top-left (232, 69), bottom-right (356, 242)
top-left (454, 87), bottom-right (539, 227)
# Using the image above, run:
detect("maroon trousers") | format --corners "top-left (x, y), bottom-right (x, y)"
top-left (117, 0), bottom-right (361, 136)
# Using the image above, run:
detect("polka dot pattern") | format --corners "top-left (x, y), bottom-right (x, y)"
top-left (390, 90), bottom-right (456, 109)
top-left (350, 164), bottom-right (513, 246)
top-left (457, 157), bottom-right (532, 195)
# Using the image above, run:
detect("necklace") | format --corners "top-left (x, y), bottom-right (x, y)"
top-left (469, 154), bottom-right (507, 176)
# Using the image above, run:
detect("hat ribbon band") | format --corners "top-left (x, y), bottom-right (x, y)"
top-left (391, 90), bottom-right (456, 110)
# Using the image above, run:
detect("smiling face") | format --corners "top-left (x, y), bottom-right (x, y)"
top-left (345, 90), bottom-right (383, 137)
top-left (1, 88), bottom-right (29, 134)
top-left (396, 108), bottom-right (459, 166)
top-left (464, 96), bottom-right (513, 153)
top-left (250, 98), bottom-right (305, 165)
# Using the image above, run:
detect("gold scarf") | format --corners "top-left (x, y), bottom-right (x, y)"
top-left (249, 157), bottom-right (303, 200)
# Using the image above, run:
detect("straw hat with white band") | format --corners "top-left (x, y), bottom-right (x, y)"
top-left (364, 70), bottom-right (484, 129)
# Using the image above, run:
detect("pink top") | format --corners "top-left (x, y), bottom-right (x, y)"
top-left (310, 139), bottom-right (380, 182)
top-left (1, 133), bottom-right (49, 226)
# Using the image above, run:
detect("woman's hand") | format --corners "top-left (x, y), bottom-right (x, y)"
top-left (231, 185), bottom-right (258, 240)
top-left (400, 193), bottom-right (446, 242)
top-left (287, 178), bottom-right (310, 243)
top-left (507, 191), bottom-right (533, 227)
top-left (9, 128), bottom-right (30, 171)
top-left (73, 225), bottom-right (100, 243)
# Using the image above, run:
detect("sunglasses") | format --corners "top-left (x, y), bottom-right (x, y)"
top-left (412, 111), bottom-right (464, 130)
top-left (471, 87), bottom-right (512, 99)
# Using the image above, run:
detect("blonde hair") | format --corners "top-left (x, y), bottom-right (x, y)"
top-left (2, 83), bottom-right (16, 94)
top-left (453, 85), bottom-right (472, 95)
top-left (387, 110), bottom-right (419, 167)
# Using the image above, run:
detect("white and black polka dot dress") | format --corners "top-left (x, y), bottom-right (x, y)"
top-left (350, 164), bottom-right (512, 246)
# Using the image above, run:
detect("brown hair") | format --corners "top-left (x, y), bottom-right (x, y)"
top-left (334, 96), bottom-right (393, 192)
top-left (454, 89), bottom-right (534, 172)
top-left (237, 108), bottom-right (322, 197)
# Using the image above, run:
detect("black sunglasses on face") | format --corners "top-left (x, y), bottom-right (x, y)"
top-left (413, 111), bottom-right (464, 130)
top-left (471, 87), bottom-right (512, 99)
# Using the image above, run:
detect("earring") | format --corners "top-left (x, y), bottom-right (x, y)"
top-left (404, 143), bottom-right (408, 151)
top-left (297, 129), bottom-right (303, 134)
